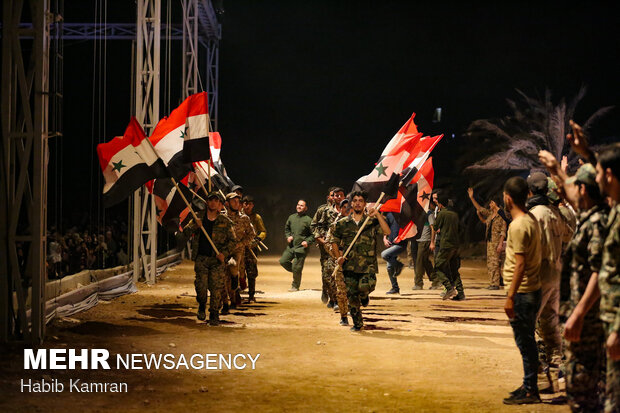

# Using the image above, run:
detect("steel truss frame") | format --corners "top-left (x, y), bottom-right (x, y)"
top-left (1, 0), bottom-right (51, 343)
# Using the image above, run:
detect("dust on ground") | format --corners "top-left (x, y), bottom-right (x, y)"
top-left (0, 256), bottom-right (568, 412)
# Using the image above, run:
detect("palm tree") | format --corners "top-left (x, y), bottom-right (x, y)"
top-left (465, 86), bottom-right (613, 173)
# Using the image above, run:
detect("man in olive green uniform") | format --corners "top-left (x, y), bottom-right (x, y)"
top-left (311, 187), bottom-right (336, 303)
top-left (190, 191), bottom-right (236, 326)
top-left (431, 193), bottom-right (464, 300)
top-left (332, 191), bottom-right (390, 331)
top-left (558, 164), bottom-right (609, 412)
top-left (242, 195), bottom-right (267, 303)
top-left (468, 188), bottom-right (507, 290)
top-left (223, 192), bottom-right (255, 311)
top-left (280, 199), bottom-right (314, 291)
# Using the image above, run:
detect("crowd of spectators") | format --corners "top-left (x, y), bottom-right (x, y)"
top-left (45, 221), bottom-right (129, 280)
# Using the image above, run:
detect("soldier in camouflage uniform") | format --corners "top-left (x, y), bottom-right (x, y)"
top-left (592, 144), bottom-right (620, 413)
top-left (558, 164), bottom-right (609, 412)
top-left (222, 192), bottom-right (255, 312)
top-left (331, 191), bottom-right (390, 331)
top-left (189, 191), bottom-right (236, 326)
top-left (313, 188), bottom-right (345, 308)
top-left (326, 198), bottom-right (351, 325)
top-left (242, 195), bottom-right (267, 303)
top-left (311, 187), bottom-right (337, 304)
top-left (468, 188), bottom-right (507, 290)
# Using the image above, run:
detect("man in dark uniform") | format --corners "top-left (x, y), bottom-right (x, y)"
top-left (431, 193), bottom-right (464, 300)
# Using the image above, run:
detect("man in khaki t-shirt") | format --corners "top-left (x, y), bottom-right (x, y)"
top-left (503, 213), bottom-right (542, 293)
top-left (501, 176), bottom-right (543, 405)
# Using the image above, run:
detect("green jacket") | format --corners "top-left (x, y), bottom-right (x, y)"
top-left (332, 215), bottom-right (380, 274)
top-left (189, 210), bottom-right (237, 261)
top-left (433, 207), bottom-right (460, 250)
top-left (285, 213), bottom-right (314, 249)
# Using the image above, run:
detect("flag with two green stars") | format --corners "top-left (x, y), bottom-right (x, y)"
top-left (97, 117), bottom-right (168, 207)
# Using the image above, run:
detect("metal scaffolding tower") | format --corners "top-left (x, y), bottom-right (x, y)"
top-left (1, 0), bottom-right (52, 343)
top-left (0, 0), bottom-right (222, 342)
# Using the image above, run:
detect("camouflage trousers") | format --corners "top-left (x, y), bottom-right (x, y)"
top-left (320, 246), bottom-right (337, 303)
top-left (329, 258), bottom-right (349, 317)
top-left (536, 271), bottom-right (563, 368)
top-left (564, 318), bottom-right (606, 413)
top-left (486, 241), bottom-right (502, 287)
top-left (222, 250), bottom-right (244, 307)
top-left (244, 247), bottom-right (259, 280)
top-left (194, 256), bottom-right (225, 313)
top-left (605, 322), bottom-right (620, 413)
top-left (344, 271), bottom-right (376, 328)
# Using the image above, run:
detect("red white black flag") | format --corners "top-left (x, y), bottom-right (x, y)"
top-left (97, 117), bottom-right (168, 208)
top-left (149, 92), bottom-right (209, 179)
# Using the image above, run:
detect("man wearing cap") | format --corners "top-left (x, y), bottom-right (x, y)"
top-left (539, 148), bottom-right (612, 410)
top-left (526, 171), bottom-right (572, 392)
top-left (223, 192), bottom-right (255, 312)
top-left (190, 191), bottom-right (236, 326)
top-left (242, 195), bottom-right (267, 302)
top-left (231, 185), bottom-right (243, 198)
top-left (280, 199), bottom-right (314, 291)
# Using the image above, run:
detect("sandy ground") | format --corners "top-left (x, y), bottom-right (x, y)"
top-left (0, 254), bottom-right (569, 412)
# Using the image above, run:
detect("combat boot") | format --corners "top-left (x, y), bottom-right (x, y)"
top-left (340, 316), bottom-right (349, 326)
top-left (209, 311), bottom-right (220, 326)
top-left (221, 303), bottom-right (230, 315)
top-left (321, 287), bottom-right (328, 304)
top-left (197, 303), bottom-right (206, 321)
top-left (245, 278), bottom-right (256, 303)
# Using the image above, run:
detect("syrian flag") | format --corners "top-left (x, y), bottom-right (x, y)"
top-left (182, 92), bottom-right (211, 163)
top-left (146, 177), bottom-right (193, 231)
top-left (352, 114), bottom-right (441, 204)
top-left (381, 157), bottom-right (436, 242)
top-left (192, 160), bottom-right (234, 194)
top-left (149, 92), bottom-right (209, 179)
top-left (97, 117), bottom-right (168, 208)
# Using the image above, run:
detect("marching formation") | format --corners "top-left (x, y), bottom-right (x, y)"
top-left (97, 94), bottom-right (620, 412)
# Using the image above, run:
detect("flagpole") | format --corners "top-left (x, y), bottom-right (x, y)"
top-left (259, 240), bottom-right (268, 250)
top-left (207, 161), bottom-right (212, 192)
top-left (187, 186), bottom-right (206, 203)
top-left (170, 177), bottom-right (220, 254)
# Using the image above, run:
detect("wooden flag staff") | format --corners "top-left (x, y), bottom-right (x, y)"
top-left (170, 177), bottom-right (219, 254)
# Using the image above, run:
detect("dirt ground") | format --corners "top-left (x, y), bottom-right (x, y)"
top-left (0, 254), bottom-right (569, 412)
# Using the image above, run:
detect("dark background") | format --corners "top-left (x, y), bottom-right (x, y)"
top-left (42, 0), bottom-right (619, 251)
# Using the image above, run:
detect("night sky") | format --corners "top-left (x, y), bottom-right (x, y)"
top-left (50, 1), bottom-right (619, 248)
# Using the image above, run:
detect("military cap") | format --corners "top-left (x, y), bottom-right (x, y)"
top-left (526, 171), bottom-right (548, 193)
top-left (242, 195), bottom-right (254, 203)
top-left (565, 163), bottom-right (597, 187)
top-left (231, 185), bottom-right (243, 192)
top-left (546, 177), bottom-right (560, 203)
top-left (339, 198), bottom-right (349, 207)
top-left (226, 192), bottom-right (241, 200)
top-left (206, 191), bottom-right (224, 202)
